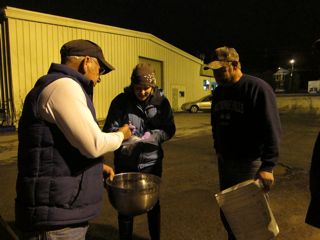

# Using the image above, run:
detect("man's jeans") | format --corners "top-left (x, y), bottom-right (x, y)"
top-left (217, 153), bottom-right (262, 240)
top-left (20, 224), bottom-right (89, 240)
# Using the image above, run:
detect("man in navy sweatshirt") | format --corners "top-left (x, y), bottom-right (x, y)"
top-left (204, 46), bottom-right (281, 240)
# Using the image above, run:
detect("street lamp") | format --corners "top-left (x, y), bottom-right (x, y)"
top-left (289, 59), bottom-right (295, 92)
top-left (289, 59), bottom-right (295, 77)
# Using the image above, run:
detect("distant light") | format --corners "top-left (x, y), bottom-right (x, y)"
top-left (290, 59), bottom-right (295, 64)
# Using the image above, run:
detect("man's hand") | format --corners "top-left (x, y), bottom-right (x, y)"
top-left (117, 124), bottom-right (132, 140)
top-left (103, 164), bottom-right (115, 181)
top-left (256, 171), bottom-right (274, 193)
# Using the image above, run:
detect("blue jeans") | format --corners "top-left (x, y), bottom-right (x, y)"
top-left (217, 153), bottom-right (262, 240)
top-left (20, 224), bottom-right (89, 240)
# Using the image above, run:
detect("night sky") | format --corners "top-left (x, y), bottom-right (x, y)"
top-left (2, 0), bottom-right (320, 74)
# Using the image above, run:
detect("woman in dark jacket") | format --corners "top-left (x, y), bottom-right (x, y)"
top-left (103, 63), bottom-right (175, 240)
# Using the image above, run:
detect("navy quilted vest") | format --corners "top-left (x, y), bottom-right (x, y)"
top-left (16, 63), bottom-right (103, 231)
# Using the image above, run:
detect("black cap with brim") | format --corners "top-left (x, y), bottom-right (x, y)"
top-left (60, 39), bottom-right (115, 74)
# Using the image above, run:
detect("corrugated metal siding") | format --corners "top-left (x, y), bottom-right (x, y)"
top-left (0, 14), bottom-right (16, 126)
top-left (3, 7), bottom-right (213, 123)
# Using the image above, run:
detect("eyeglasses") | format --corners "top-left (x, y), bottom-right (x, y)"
top-left (91, 57), bottom-right (105, 75)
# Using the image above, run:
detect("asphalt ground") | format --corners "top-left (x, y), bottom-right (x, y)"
top-left (0, 112), bottom-right (320, 239)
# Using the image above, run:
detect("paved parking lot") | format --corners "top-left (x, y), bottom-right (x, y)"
top-left (0, 112), bottom-right (320, 239)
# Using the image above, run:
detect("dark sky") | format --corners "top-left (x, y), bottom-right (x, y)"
top-left (2, 0), bottom-right (320, 73)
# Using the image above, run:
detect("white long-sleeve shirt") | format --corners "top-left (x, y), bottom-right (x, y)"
top-left (38, 78), bottom-right (123, 158)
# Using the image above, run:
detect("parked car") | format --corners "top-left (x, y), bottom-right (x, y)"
top-left (181, 94), bottom-right (212, 113)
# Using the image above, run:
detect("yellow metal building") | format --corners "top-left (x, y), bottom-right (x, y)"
top-left (0, 7), bottom-right (214, 126)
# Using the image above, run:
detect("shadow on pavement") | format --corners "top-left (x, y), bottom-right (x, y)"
top-left (87, 223), bottom-right (149, 240)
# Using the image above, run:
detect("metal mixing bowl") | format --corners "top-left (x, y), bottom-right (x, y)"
top-left (105, 172), bottom-right (161, 216)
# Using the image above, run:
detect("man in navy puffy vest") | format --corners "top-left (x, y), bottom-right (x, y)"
top-left (16, 39), bottom-right (131, 240)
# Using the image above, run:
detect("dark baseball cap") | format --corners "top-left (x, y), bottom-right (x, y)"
top-left (60, 39), bottom-right (115, 74)
top-left (204, 46), bottom-right (239, 70)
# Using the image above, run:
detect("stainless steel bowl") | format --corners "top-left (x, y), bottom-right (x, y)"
top-left (105, 172), bottom-right (161, 216)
